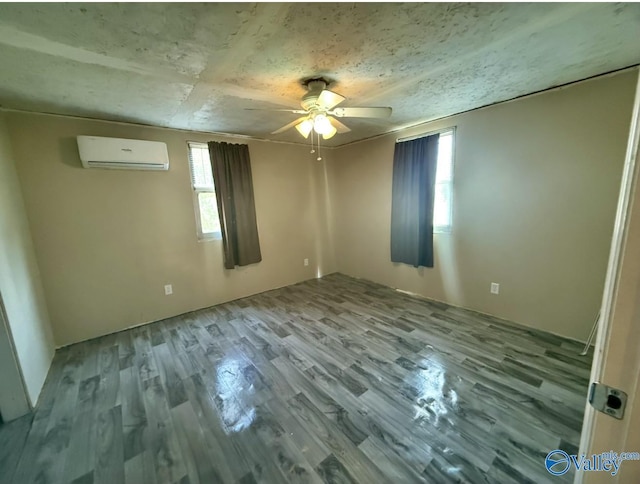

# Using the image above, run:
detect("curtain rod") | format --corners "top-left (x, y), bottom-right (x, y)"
top-left (396, 126), bottom-right (456, 143)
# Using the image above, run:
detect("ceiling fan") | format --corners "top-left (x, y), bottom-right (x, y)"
top-left (258, 78), bottom-right (392, 140)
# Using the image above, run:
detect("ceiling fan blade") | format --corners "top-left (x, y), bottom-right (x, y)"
top-left (317, 89), bottom-right (345, 110)
top-left (328, 116), bottom-right (351, 133)
top-left (245, 108), bottom-right (307, 114)
top-left (331, 107), bottom-right (392, 118)
top-left (271, 116), bottom-right (309, 135)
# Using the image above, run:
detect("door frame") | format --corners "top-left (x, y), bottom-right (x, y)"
top-left (0, 292), bottom-right (31, 421)
top-left (575, 69), bottom-right (640, 482)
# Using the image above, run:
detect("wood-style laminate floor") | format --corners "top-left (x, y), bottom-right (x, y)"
top-left (0, 273), bottom-right (593, 484)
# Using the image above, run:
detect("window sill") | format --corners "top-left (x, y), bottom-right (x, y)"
top-left (198, 232), bottom-right (222, 242)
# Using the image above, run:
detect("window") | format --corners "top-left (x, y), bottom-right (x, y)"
top-left (433, 129), bottom-right (454, 233)
top-left (187, 142), bottom-right (221, 239)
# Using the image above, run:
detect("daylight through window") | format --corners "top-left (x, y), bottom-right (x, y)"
top-left (187, 142), bottom-right (221, 239)
top-left (434, 130), bottom-right (454, 233)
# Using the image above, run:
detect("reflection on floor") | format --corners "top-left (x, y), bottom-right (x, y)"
top-left (3, 273), bottom-right (592, 483)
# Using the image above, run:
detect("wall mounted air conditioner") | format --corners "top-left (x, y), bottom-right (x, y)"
top-left (77, 135), bottom-right (169, 171)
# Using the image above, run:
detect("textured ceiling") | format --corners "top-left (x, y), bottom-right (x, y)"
top-left (0, 3), bottom-right (638, 146)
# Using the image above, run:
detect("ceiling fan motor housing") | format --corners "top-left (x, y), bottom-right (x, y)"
top-left (301, 79), bottom-right (328, 111)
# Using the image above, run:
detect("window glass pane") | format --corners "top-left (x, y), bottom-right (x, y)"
top-left (434, 130), bottom-right (454, 232)
top-left (433, 182), bottom-right (451, 229)
top-left (190, 146), bottom-right (214, 189)
top-left (436, 131), bottom-right (453, 183)
top-left (198, 192), bottom-right (221, 234)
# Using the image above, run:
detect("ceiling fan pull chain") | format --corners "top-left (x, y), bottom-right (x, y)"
top-left (317, 132), bottom-right (322, 161)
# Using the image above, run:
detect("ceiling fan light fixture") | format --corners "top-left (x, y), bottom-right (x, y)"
top-left (313, 114), bottom-right (333, 135)
top-left (295, 118), bottom-right (313, 138)
top-left (322, 123), bottom-right (337, 139)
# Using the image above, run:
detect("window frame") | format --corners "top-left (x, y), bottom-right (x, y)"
top-left (433, 128), bottom-right (455, 234)
top-left (187, 141), bottom-right (222, 241)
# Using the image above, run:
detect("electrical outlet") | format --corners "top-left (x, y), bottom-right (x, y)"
top-left (490, 283), bottom-right (500, 295)
top-left (164, 284), bottom-right (173, 295)
top-left (304, 258), bottom-right (309, 266)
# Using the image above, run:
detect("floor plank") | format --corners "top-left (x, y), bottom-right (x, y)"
top-left (0, 413), bottom-right (32, 484)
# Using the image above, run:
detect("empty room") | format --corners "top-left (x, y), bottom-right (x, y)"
top-left (1, 3), bottom-right (640, 484)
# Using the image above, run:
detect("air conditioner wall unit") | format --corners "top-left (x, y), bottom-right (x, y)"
top-left (77, 135), bottom-right (169, 171)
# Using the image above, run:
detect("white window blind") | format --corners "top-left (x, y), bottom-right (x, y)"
top-left (188, 143), bottom-right (215, 189)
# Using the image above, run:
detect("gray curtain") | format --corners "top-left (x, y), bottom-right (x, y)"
top-left (390, 134), bottom-right (440, 268)
top-left (208, 141), bottom-right (262, 269)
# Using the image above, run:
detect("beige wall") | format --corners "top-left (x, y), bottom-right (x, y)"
top-left (5, 69), bottom-right (635, 350)
top-left (0, 113), bottom-right (55, 406)
top-left (330, 69), bottom-right (638, 341)
top-left (7, 112), bottom-right (335, 346)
